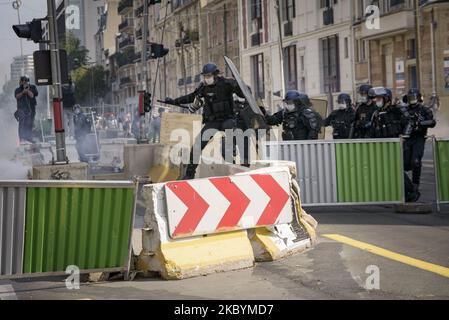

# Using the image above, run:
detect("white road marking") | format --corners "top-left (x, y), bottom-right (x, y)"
top-left (0, 284), bottom-right (18, 300)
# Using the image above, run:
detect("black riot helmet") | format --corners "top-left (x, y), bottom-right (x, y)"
top-left (337, 93), bottom-right (352, 108)
top-left (357, 84), bottom-right (373, 104)
top-left (369, 87), bottom-right (390, 108)
top-left (284, 90), bottom-right (311, 107)
top-left (406, 88), bottom-right (422, 105)
top-left (201, 62), bottom-right (219, 76)
top-left (385, 88), bottom-right (393, 102)
top-left (358, 84), bottom-right (372, 95)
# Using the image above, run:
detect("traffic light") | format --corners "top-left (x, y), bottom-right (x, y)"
top-left (12, 19), bottom-right (43, 43)
top-left (149, 43), bottom-right (169, 59)
top-left (144, 92), bottom-right (152, 113)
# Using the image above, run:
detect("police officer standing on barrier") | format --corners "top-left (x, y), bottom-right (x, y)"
top-left (164, 62), bottom-right (245, 180)
top-left (402, 88), bottom-right (436, 202)
top-left (369, 87), bottom-right (410, 139)
top-left (324, 93), bottom-right (355, 140)
top-left (351, 84), bottom-right (376, 138)
top-left (265, 90), bottom-right (322, 141)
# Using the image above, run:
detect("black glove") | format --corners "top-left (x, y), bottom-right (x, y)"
top-left (164, 98), bottom-right (176, 105)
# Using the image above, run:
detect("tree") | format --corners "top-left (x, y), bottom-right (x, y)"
top-left (72, 65), bottom-right (107, 106)
top-left (64, 32), bottom-right (89, 71)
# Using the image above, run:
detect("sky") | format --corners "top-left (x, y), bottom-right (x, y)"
top-left (0, 0), bottom-right (47, 93)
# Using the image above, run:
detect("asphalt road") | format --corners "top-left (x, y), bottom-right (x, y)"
top-left (1, 205), bottom-right (447, 299)
top-left (0, 142), bottom-right (448, 300)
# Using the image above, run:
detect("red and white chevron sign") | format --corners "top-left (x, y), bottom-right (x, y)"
top-left (165, 171), bottom-right (293, 239)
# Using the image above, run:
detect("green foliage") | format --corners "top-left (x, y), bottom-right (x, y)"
top-left (64, 32), bottom-right (89, 71)
top-left (72, 65), bottom-right (107, 106)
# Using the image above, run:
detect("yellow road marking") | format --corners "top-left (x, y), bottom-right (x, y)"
top-left (323, 234), bottom-right (449, 279)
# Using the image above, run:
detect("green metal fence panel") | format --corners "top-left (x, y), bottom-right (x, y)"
top-left (23, 185), bottom-right (134, 274)
top-left (335, 140), bottom-right (404, 203)
top-left (436, 139), bottom-right (449, 203)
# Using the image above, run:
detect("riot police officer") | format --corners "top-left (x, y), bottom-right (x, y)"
top-left (352, 84), bottom-right (376, 138)
top-left (164, 62), bottom-right (245, 179)
top-left (402, 88), bottom-right (436, 202)
top-left (73, 105), bottom-right (92, 163)
top-left (324, 93), bottom-right (355, 139)
top-left (265, 90), bottom-right (322, 141)
top-left (369, 87), bottom-right (410, 139)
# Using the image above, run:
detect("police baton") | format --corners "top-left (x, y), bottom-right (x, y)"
top-left (157, 99), bottom-right (189, 109)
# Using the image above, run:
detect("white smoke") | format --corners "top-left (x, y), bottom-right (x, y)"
top-left (0, 93), bottom-right (31, 180)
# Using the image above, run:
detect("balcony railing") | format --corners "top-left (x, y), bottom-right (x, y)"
top-left (284, 20), bottom-right (292, 37)
top-left (118, 20), bottom-right (130, 31)
top-left (118, 0), bottom-right (132, 15)
top-left (116, 49), bottom-right (137, 67)
top-left (135, 5), bottom-right (144, 17)
top-left (119, 38), bottom-right (135, 50)
top-left (120, 77), bottom-right (132, 86)
top-left (251, 33), bottom-right (261, 46)
top-left (323, 7), bottom-right (334, 26)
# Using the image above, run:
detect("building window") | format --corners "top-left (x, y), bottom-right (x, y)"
top-left (321, 35), bottom-right (340, 93)
top-left (344, 37), bottom-right (349, 59)
top-left (407, 38), bottom-right (416, 59)
top-left (249, 0), bottom-right (263, 46)
top-left (409, 65), bottom-right (417, 89)
top-left (320, 0), bottom-right (338, 8)
top-left (251, 53), bottom-right (265, 99)
top-left (282, 0), bottom-right (295, 21)
top-left (283, 45), bottom-right (297, 90)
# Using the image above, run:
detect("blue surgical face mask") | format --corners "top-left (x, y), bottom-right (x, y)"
top-left (358, 95), bottom-right (368, 104)
top-left (376, 100), bottom-right (384, 108)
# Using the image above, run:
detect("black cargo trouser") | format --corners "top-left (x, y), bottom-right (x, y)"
top-left (403, 135), bottom-right (426, 186)
top-left (185, 119), bottom-right (235, 177)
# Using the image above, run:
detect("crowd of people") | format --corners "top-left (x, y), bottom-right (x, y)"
top-left (13, 65), bottom-right (438, 203)
top-left (163, 62), bottom-right (437, 203)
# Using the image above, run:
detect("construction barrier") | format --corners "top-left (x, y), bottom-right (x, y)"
top-left (138, 165), bottom-right (314, 279)
top-left (0, 180), bottom-right (136, 279)
top-left (434, 137), bottom-right (449, 210)
top-left (263, 139), bottom-right (405, 206)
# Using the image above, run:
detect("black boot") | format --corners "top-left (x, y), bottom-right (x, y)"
top-left (179, 165), bottom-right (196, 180)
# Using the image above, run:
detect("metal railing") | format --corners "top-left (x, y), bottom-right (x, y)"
top-left (263, 138), bottom-right (405, 207)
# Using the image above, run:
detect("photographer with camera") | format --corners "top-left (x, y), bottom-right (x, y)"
top-left (14, 76), bottom-right (38, 143)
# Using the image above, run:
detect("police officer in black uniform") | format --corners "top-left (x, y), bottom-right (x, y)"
top-left (369, 87), bottom-right (410, 139)
top-left (164, 62), bottom-right (245, 179)
top-left (265, 90), bottom-right (322, 141)
top-left (73, 105), bottom-right (92, 163)
top-left (352, 84), bottom-right (376, 138)
top-left (402, 88), bottom-right (436, 202)
top-left (232, 87), bottom-right (267, 166)
top-left (324, 93), bottom-right (355, 139)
